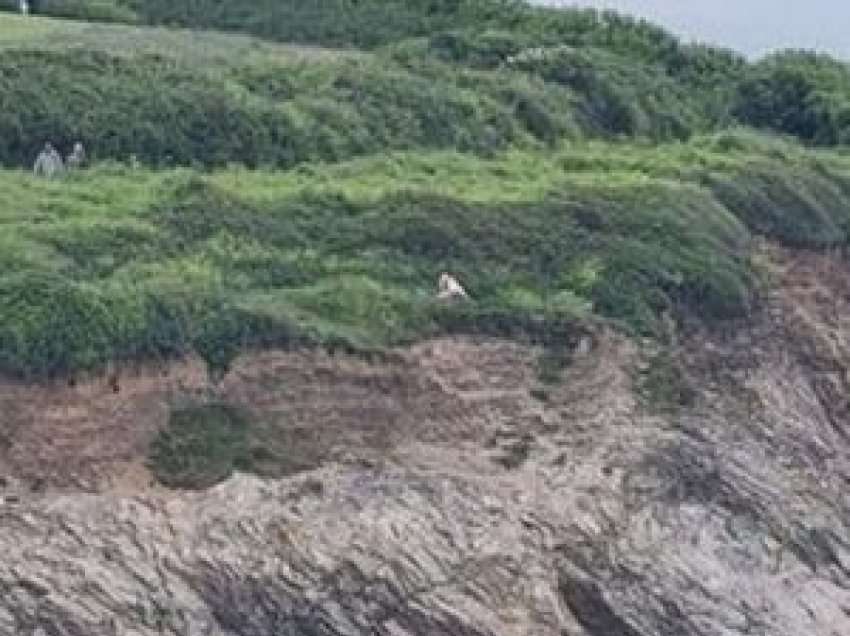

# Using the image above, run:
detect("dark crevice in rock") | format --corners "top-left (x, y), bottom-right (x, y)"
top-left (558, 574), bottom-right (643, 636)
top-left (193, 567), bottom-right (494, 636)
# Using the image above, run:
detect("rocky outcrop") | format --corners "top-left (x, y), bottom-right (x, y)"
top-left (1, 248), bottom-right (849, 635)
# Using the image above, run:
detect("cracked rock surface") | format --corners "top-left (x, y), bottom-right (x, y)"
top-left (1, 247), bottom-right (849, 635)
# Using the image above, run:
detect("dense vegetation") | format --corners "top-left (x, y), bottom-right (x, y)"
top-left (54, 0), bottom-right (684, 55)
top-left (6, 1), bottom-right (848, 170)
top-left (149, 403), bottom-right (253, 489)
top-left (0, 7), bottom-right (741, 169)
top-left (1, 131), bottom-right (849, 379)
top-left (734, 51), bottom-right (850, 144)
top-left (16, 0), bottom-right (136, 22)
top-left (0, 2), bottom-right (849, 382)
top-left (149, 402), bottom-right (324, 488)
top-left (119, 0), bottom-right (526, 49)
top-left (0, 48), bottom-right (540, 168)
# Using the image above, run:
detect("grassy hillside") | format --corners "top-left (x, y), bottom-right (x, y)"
top-left (0, 4), bottom-right (850, 380)
top-left (25, 0), bottom-right (665, 51)
top-left (0, 12), bottom-right (350, 62)
top-left (2, 130), bottom-right (850, 379)
top-left (0, 8), bottom-right (737, 170)
top-left (0, 22), bottom-right (529, 168)
top-left (17, 1), bottom-right (850, 149)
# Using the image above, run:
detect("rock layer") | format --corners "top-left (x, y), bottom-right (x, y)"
top-left (1, 247), bottom-right (849, 635)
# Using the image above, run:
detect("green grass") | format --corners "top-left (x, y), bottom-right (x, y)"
top-left (0, 9), bottom-right (745, 169)
top-left (0, 9), bottom-right (787, 167)
top-left (0, 131), bottom-right (847, 379)
top-left (0, 14), bottom-right (60, 43)
top-left (1, 7), bottom-right (850, 383)
top-left (0, 13), bottom-right (355, 63)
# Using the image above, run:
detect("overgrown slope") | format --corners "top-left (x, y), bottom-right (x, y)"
top-left (22, 0), bottom-right (675, 52)
top-left (2, 130), bottom-right (849, 379)
top-left (0, 8), bottom-right (737, 167)
top-left (1, 6), bottom-right (850, 636)
top-left (0, 4), bottom-right (850, 382)
top-left (14, 1), bottom-right (850, 150)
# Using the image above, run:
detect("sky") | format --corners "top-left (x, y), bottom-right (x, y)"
top-left (536, 1), bottom-right (850, 59)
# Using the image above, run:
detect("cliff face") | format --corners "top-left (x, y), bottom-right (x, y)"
top-left (1, 246), bottom-right (849, 636)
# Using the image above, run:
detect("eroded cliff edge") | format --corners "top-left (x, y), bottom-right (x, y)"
top-left (0, 246), bottom-right (849, 636)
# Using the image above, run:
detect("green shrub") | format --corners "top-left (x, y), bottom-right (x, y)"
top-left (0, 5), bottom-right (769, 168)
top-left (0, 48), bottom-right (571, 168)
top-left (0, 273), bottom-right (116, 378)
top-left (394, 31), bottom-right (741, 142)
top-left (0, 50), bottom-right (296, 168)
top-left (148, 403), bottom-right (251, 489)
top-left (707, 164), bottom-right (850, 247)
top-left (104, 1), bottom-right (689, 63)
top-left (637, 349), bottom-right (697, 413)
top-left (113, 0), bottom-right (531, 49)
top-left (734, 51), bottom-right (850, 145)
top-left (148, 400), bottom-right (331, 489)
top-left (27, 0), bottom-right (138, 22)
top-left (505, 45), bottom-right (711, 139)
top-left (10, 1), bottom-right (745, 145)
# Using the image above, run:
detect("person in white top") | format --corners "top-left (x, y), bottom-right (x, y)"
top-left (66, 142), bottom-right (87, 169)
top-left (33, 142), bottom-right (65, 178)
top-left (437, 273), bottom-right (469, 301)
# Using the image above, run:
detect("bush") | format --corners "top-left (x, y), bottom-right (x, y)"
top-left (0, 50), bottom-right (296, 168)
top-left (505, 44), bottom-right (710, 139)
top-left (148, 400), bottom-right (329, 489)
top-left (0, 5), bottom-right (763, 167)
top-left (27, 0), bottom-right (138, 21)
top-left (396, 30), bottom-right (740, 141)
top-left (0, 273), bottom-right (116, 378)
top-left (734, 51), bottom-right (850, 145)
top-left (114, 0), bottom-right (532, 49)
top-left (0, 49), bottom-right (570, 168)
top-left (637, 349), bottom-right (697, 413)
top-left (707, 163), bottom-right (850, 247)
top-left (105, 1), bottom-right (691, 65)
top-left (148, 404), bottom-right (251, 489)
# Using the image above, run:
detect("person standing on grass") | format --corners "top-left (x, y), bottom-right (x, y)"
top-left (33, 142), bottom-right (64, 178)
top-left (66, 142), bottom-right (86, 170)
top-left (19, 0), bottom-right (29, 16)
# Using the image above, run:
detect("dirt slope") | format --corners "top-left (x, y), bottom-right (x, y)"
top-left (0, 246), bottom-right (849, 635)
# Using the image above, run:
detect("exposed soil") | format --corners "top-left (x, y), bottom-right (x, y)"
top-left (0, 337), bottom-right (558, 494)
top-left (0, 245), bottom-right (849, 635)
